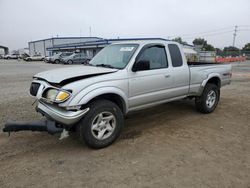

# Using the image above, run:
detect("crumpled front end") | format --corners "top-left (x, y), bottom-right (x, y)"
top-left (30, 80), bottom-right (89, 126)
top-left (36, 100), bottom-right (89, 126)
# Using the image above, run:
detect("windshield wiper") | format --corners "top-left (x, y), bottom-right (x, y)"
top-left (96, 64), bottom-right (116, 69)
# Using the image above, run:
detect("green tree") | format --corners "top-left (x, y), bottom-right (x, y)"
top-left (223, 46), bottom-right (240, 57)
top-left (223, 46), bottom-right (240, 52)
top-left (172, 37), bottom-right (188, 45)
top-left (193, 38), bottom-right (207, 46)
top-left (242, 43), bottom-right (250, 51)
top-left (193, 38), bottom-right (215, 51)
top-left (204, 44), bottom-right (215, 51)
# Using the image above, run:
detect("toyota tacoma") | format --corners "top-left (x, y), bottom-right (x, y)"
top-left (3, 39), bottom-right (232, 149)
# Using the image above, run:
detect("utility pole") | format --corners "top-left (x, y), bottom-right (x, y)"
top-left (232, 25), bottom-right (238, 47)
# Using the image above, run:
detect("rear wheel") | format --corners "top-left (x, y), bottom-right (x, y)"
top-left (195, 83), bottom-right (220, 113)
top-left (77, 100), bottom-right (124, 149)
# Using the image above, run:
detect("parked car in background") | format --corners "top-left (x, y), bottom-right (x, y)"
top-left (45, 52), bottom-right (73, 64)
top-left (20, 53), bottom-right (30, 60)
top-left (25, 54), bottom-right (45, 61)
top-left (61, 53), bottom-right (91, 64)
top-left (3, 54), bottom-right (19, 59)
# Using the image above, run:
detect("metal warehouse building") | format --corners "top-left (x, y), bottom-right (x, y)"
top-left (29, 37), bottom-right (197, 60)
top-left (28, 37), bottom-right (102, 56)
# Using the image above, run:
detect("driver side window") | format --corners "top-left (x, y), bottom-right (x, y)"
top-left (137, 45), bottom-right (168, 70)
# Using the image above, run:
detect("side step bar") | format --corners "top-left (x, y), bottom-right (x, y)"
top-left (2, 120), bottom-right (63, 135)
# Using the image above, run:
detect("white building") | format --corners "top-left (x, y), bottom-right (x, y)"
top-left (28, 37), bottom-right (102, 56)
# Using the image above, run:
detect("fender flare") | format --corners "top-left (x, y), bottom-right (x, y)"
top-left (201, 73), bottom-right (221, 87)
top-left (70, 87), bottom-right (129, 113)
top-left (198, 73), bottom-right (221, 95)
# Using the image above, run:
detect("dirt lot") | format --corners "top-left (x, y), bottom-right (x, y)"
top-left (0, 60), bottom-right (249, 188)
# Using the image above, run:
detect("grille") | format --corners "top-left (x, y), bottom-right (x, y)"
top-left (30, 83), bottom-right (40, 96)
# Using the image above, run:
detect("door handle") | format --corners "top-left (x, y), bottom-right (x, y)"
top-left (164, 74), bottom-right (170, 78)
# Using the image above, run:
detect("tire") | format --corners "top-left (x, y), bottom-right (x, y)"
top-left (195, 83), bottom-right (220, 113)
top-left (67, 60), bottom-right (73, 64)
top-left (54, 59), bottom-right (60, 64)
top-left (77, 99), bottom-right (124, 149)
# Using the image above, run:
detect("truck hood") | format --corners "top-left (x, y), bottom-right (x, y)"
top-left (34, 65), bottom-right (118, 85)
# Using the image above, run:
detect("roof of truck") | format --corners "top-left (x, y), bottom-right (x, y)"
top-left (111, 38), bottom-right (175, 45)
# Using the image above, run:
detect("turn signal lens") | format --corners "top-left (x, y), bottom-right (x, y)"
top-left (55, 91), bottom-right (70, 102)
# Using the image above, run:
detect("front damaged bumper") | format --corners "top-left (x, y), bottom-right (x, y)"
top-left (37, 101), bottom-right (89, 126)
top-left (2, 101), bottom-right (89, 135)
top-left (3, 119), bottom-right (63, 134)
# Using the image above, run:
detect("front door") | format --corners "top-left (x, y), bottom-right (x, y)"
top-left (128, 44), bottom-right (174, 109)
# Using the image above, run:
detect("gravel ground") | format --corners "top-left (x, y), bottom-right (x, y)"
top-left (0, 59), bottom-right (249, 188)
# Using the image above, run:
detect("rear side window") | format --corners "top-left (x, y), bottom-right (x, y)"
top-left (168, 44), bottom-right (183, 67)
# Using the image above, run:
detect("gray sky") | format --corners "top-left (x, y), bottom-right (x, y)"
top-left (0, 0), bottom-right (250, 50)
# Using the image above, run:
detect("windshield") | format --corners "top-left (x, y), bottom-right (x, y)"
top-left (90, 44), bottom-right (138, 69)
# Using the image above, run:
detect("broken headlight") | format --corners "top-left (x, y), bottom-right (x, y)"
top-left (44, 89), bottom-right (71, 103)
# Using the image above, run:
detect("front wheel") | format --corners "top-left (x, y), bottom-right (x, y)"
top-left (54, 59), bottom-right (60, 64)
top-left (195, 83), bottom-right (220, 113)
top-left (77, 100), bottom-right (124, 149)
top-left (67, 60), bottom-right (73, 64)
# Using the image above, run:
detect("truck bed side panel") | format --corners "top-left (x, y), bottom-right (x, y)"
top-left (188, 64), bottom-right (232, 95)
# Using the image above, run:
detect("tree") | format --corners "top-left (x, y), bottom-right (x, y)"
top-left (242, 43), bottom-right (250, 51)
top-left (204, 44), bottom-right (215, 51)
top-left (172, 37), bottom-right (188, 45)
top-left (223, 46), bottom-right (240, 57)
top-left (223, 46), bottom-right (240, 52)
top-left (193, 38), bottom-right (207, 46)
top-left (192, 38), bottom-right (215, 51)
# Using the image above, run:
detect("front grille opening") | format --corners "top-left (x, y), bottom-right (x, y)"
top-left (30, 83), bottom-right (40, 96)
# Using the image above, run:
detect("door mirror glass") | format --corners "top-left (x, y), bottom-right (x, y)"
top-left (132, 60), bottom-right (150, 72)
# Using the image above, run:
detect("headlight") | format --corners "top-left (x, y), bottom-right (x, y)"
top-left (44, 89), bottom-right (71, 103)
top-left (45, 89), bottom-right (58, 101)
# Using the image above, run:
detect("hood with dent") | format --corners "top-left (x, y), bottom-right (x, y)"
top-left (34, 66), bottom-right (118, 85)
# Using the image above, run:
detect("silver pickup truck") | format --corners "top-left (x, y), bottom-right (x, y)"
top-left (3, 39), bottom-right (232, 149)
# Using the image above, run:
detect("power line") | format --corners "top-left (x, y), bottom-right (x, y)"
top-left (182, 30), bottom-right (234, 40)
top-left (238, 25), bottom-right (250, 27)
top-left (169, 25), bottom-right (249, 40)
top-left (238, 29), bottom-right (250, 31)
top-left (169, 26), bottom-right (234, 38)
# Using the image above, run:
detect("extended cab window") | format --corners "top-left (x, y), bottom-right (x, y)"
top-left (137, 45), bottom-right (168, 69)
top-left (168, 44), bottom-right (183, 67)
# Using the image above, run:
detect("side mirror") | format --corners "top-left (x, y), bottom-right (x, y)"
top-left (132, 60), bottom-right (150, 72)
